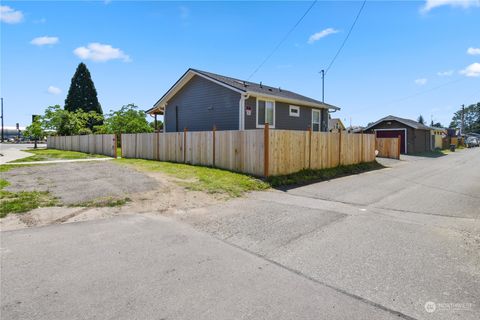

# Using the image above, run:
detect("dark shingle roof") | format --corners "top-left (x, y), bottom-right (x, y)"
top-left (190, 69), bottom-right (337, 109)
top-left (365, 115), bottom-right (433, 131)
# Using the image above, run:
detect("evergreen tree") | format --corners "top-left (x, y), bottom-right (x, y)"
top-left (417, 115), bottom-right (425, 125)
top-left (64, 63), bottom-right (102, 115)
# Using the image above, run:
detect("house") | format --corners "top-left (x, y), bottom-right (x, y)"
top-left (364, 115), bottom-right (433, 154)
top-left (328, 118), bottom-right (345, 133)
top-left (146, 68), bottom-right (339, 132)
top-left (431, 127), bottom-right (447, 149)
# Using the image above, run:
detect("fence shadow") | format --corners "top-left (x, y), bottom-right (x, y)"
top-left (407, 150), bottom-right (447, 158)
top-left (266, 161), bottom-right (385, 191)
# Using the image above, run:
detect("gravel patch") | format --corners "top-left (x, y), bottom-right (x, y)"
top-left (3, 162), bottom-right (159, 205)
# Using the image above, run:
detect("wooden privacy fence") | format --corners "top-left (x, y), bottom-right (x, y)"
top-left (122, 127), bottom-right (376, 177)
top-left (47, 134), bottom-right (117, 158)
top-left (375, 137), bottom-right (400, 159)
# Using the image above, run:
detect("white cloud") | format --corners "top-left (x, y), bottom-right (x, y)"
top-left (307, 28), bottom-right (339, 44)
top-left (414, 78), bottom-right (428, 85)
top-left (73, 43), bottom-right (131, 62)
top-left (437, 70), bottom-right (454, 76)
top-left (421, 0), bottom-right (480, 13)
top-left (30, 36), bottom-right (59, 46)
top-left (47, 86), bottom-right (61, 95)
top-left (179, 5), bottom-right (190, 20)
top-left (0, 5), bottom-right (24, 24)
top-left (467, 47), bottom-right (480, 55)
top-left (460, 62), bottom-right (480, 77)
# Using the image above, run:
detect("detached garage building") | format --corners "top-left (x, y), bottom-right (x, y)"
top-left (365, 115), bottom-right (433, 154)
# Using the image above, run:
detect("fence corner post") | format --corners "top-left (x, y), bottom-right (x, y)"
top-left (263, 123), bottom-right (269, 177)
top-left (212, 125), bottom-right (216, 167)
top-left (113, 134), bottom-right (117, 158)
top-left (308, 126), bottom-right (312, 169)
top-left (398, 134), bottom-right (401, 159)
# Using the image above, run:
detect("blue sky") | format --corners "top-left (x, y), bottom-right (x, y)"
top-left (1, 0), bottom-right (479, 128)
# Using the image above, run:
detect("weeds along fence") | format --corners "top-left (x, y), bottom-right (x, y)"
top-left (121, 127), bottom-right (377, 177)
top-left (47, 134), bottom-right (117, 158)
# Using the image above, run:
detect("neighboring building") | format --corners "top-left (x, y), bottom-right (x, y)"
top-left (364, 115), bottom-right (433, 154)
top-left (431, 127), bottom-right (447, 149)
top-left (1, 126), bottom-right (25, 141)
top-left (328, 118), bottom-right (345, 133)
top-left (146, 68), bottom-right (339, 132)
top-left (346, 125), bottom-right (365, 134)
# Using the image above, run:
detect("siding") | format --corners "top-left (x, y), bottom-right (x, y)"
top-left (164, 75), bottom-right (241, 132)
top-left (244, 96), bottom-right (328, 131)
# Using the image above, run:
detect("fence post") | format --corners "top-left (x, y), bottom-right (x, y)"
top-left (263, 123), bottom-right (269, 177)
top-left (212, 125), bottom-right (216, 167)
top-left (338, 130), bottom-right (342, 166)
top-left (308, 126), bottom-right (312, 169)
top-left (360, 131), bottom-right (364, 163)
top-left (183, 127), bottom-right (188, 163)
top-left (397, 134), bottom-right (401, 159)
top-left (156, 131), bottom-right (160, 161)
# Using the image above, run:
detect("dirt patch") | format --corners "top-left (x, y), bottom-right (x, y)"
top-left (1, 162), bottom-right (220, 231)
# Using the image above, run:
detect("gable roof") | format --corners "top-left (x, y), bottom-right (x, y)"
top-left (147, 68), bottom-right (339, 114)
top-left (328, 118), bottom-right (345, 130)
top-left (365, 115), bottom-right (434, 131)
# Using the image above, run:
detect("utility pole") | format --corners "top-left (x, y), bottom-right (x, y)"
top-left (320, 70), bottom-right (325, 102)
top-left (1, 98), bottom-right (4, 142)
top-left (461, 104), bottom-right (465, 135)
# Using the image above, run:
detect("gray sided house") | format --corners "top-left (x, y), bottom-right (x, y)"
top-left (146, 69), bottom-right (339, 132)
top-left (365, 115), bottom-right (434, 154)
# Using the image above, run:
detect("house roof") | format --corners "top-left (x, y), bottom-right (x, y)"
top-left (147, 68), bottom-right (339, 114)
top-left (364, 115), bottom-right (434, 131)
top-left (328, 118), bottom-right (345, 130)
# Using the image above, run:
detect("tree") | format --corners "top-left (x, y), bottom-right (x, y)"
top-left (449, 102), bottom-right (480, 133)
top-left (64, 63), bottom-right (103, 128)
top-left (430, 120), bottom-right (443, 128)
top-left (417, 115), bottom-right (425, 125)
top-left (95, 104), bottom-right (154, 134)
top-left (41, 105), bottom-right (103, 136)
top-left (24, 116), bottom-right (44, 149)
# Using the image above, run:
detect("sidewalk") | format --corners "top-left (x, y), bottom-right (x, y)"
top-left (1, 157), bottom-right (113, 165)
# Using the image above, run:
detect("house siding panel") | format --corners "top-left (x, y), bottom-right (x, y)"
top-left (164, 75), bottom-right (241, 132)
top-left (243, 96), bottom-right (327, 131)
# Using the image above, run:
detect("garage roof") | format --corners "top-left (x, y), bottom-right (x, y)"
top-left (365, 115), bottom-right (434, 131)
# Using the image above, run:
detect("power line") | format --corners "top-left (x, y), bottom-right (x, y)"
top-left (247, 0), bottom-right (317, 81)
top-left (324, 0), bottom-right (367, 75)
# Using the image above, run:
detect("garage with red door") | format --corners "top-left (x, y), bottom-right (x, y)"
top-left (364, 115), bottom-right (432, 154)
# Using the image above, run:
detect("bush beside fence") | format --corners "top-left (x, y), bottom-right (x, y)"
top-left (121, 128), bottom-right (377, 177)
top-left (47, 134), bottom-right (117, 158)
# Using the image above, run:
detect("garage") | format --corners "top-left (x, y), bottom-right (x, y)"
top-left (365, 115), bottom-right (433, 154)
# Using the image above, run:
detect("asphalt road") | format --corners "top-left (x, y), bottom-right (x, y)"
top-left (2, 148), bottom-right (479, 319)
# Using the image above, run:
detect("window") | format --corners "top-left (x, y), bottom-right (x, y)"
top-left (257, 99), bottom-right (275, 128)
top-left (312, 109), bottom-right (321, 131)
top-left (289, 105), bottom-right (300, 117)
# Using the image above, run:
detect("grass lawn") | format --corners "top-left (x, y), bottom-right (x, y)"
top-left (115, 158), bottom-right (270, 197)
top-left (0, 165), bottom-right (58, 218)
top-left (9, 148), bottom-right (107, 163)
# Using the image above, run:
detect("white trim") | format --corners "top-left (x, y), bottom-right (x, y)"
top-left (289, 105), bottom-right (300, 117)
top-left (311, 109), bottom-right (321, 132)
top-left (374, 128), bottom-right (407, 154)
top-left (256, 98), bottom-right (276, 128)
top-left (239, 94), bottom-right (248, 131)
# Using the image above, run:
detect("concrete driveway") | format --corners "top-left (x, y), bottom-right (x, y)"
top-left (2, 148), bottom-right (479, 319)
top-left (0, 143), bottom-right (45, 164)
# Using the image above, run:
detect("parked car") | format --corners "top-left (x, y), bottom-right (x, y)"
top-left (465, 136), bottom-right (480, 148)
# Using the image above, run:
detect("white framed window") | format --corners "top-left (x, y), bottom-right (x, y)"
top-left (289, 105), bottom-right (300, 117)
top-left (256, 99), bottom-right (275, 128)
top-left (312, 109), bottom-right (321, 132)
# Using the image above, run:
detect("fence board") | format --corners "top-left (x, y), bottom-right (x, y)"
top-left (47, 134), bottom-right (116, 158)
top-left (376, 137), bottom-right (400, 159)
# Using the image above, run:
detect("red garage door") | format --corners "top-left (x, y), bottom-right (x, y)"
top-left (376, 130), bottom-right (406, 154)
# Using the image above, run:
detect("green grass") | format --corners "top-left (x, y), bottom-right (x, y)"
top-left (0, 165), bottom-right (58, 218)
top-left (266, 161), bottom-right (384, 187)
top-left (9, 148), bottom-right (106, 163)
top-left (115, 158), bottom-right (270, 197)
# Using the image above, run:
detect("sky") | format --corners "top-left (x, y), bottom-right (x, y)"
top-left (1, 0), bottom-right (479, 128)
